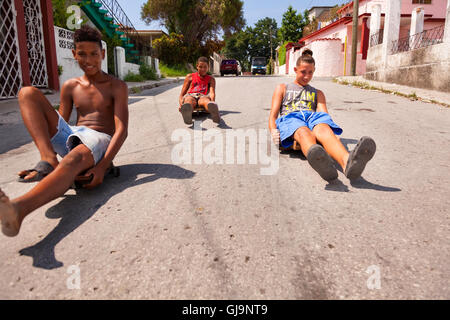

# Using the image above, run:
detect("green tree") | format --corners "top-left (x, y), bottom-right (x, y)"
top-left (141, 0), bottom-right (245, 46)
top-left (278, 6), bottom-right (309, 42)
top-left (222, 29), bottom-right (251, 70)
top-left (248, 17), bottom-right (279, 62)
top-left (222, 17), bottom-right (279, 72)
top-left (52, 0), bottom-right (72, 28)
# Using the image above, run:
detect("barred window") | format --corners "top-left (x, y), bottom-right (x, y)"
top-left (412, 0), bottom-right (431, 4)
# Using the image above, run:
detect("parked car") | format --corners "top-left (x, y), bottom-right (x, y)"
top-left (251, 57), bottom-right (267, 75)
top-left (220, 59), bottom-right (242, 76)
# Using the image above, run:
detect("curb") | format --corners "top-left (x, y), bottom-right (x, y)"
top-left (334, 76), bottom-right (450, 108)
top-left (127, 78), bottom-right (183, 94)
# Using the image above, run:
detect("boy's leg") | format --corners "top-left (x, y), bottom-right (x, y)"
top-left (180, 95), bottom-right (197, 124)
top-left (293, 126), bottom-right (316, 156)
top-left (18, 87), bottom-right (60, 180)
top-left (0, 144), bottom-right (95, 237)
top-left (198, 96), bottom-right (220, 123)
top-left (312, 123), bottom-right (349, 171)
top-left (294, 126), bottom-right (338, 181)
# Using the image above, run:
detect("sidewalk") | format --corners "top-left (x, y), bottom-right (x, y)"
top-left (0, 77), bottom-right (183, 116)
top-left (335, 75), bottom-right (450, 107)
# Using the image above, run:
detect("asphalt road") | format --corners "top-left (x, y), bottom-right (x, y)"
top-left (0, 75), bottom-right (449, 299)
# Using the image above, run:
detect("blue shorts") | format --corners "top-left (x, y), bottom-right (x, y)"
top-left (50, 113), bottom-right (111, 165)
top-left (276, 110), bottom-right (343, 148)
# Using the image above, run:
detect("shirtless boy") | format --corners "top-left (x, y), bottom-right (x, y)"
top-left (179, 56), bottom-right (220, 124)
top-left (0, 25), bottom-right (128, 237)
top-left (269, 51), bottom-right (376, 182)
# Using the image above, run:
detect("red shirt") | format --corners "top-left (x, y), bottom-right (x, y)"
top-left (188, 72), bottom-right (211, 95)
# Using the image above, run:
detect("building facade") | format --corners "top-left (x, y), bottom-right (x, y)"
top-left (282, 0), bottom-right (448, 77)
top-left (1, 0), bottom-right (59, 99)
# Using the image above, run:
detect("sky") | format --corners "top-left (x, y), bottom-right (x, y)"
top-left (115, 0), bottom-right (351, 32)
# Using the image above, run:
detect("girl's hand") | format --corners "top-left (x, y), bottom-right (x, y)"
top-left (271, 129), bottom-right (280, 145)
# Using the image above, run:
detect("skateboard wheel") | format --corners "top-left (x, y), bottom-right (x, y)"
top-left (112, 167), bottom-right (120, 177)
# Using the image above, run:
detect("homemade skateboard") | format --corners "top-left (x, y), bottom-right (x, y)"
top-left (72, 162), bottom-right (120, 189)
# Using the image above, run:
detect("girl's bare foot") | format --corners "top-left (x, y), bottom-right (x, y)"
top-left (0, 189), bottom-right (21, 237)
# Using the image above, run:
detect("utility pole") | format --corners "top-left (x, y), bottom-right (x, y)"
top-left (269, 28), bottom-right (273, 74)
top-left (351, 0), bottom-right (359, 76)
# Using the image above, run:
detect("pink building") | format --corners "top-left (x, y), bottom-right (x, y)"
top-left (284, 0), bottom-right (448, 76)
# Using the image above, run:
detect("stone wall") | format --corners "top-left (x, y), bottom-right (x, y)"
top-left (365, 42), bottom-right (450, 92)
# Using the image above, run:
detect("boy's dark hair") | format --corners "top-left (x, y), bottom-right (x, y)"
top-left (197, 56), bottom-right (209, 64)
top-left (74, 25), bottom-right (103, 49)
top-left (297, 49), bottom-right (315, 66)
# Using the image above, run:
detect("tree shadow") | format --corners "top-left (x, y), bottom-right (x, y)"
top-left (18, 163), bottom-right (195, 270)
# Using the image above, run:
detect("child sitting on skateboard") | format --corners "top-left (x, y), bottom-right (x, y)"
top-left (179, 56), bottom-right (220, 124)
top-left (0, 25), bottom-right (128, 237)
top-left (268, 50), bottom-right (376, 182)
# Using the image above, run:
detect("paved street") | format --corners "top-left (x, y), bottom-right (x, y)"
top-left (0, 75), bottom-right (449, 299)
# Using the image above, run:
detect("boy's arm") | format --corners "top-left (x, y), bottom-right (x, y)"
top-left (316, 89), bottom-right (329, 113)
top-left (84, 80), bottom-right (129, 189)
top-left (269, 83), bottom-right (285, 144)
top-left (179, 74), bottom-right (192, 106)
top-left (209, 77), bottom-right (216, 101)
top-left (58, 79), bottom-right (75, 121)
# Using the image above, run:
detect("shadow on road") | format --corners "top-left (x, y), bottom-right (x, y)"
top-left (187, 110), bottom-right (240, 130)
top-left (350, 177), bottom-right (401, 192)
top-left (18, 163), bottom-right (195, 270)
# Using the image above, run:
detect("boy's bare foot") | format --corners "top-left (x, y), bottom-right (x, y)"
top-left (207, 102), bottom-right (220, 123)
top-left (180, 103), bottom-right (193, 124)
top-left (0, 189), bottom-right (21, 237)
top-left (306, 144), bottom-right (338, 182)
top-left (345, 136), bottom-right (376, 180)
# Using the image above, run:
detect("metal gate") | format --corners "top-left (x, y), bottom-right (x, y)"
top-left (0, 0), bottom-right (23, 99)
top-left (23, 0), bottom-right (48, 87)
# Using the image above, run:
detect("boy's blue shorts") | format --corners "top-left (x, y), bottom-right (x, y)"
top-left (50, 113), bottom-right (111, 165)
top-left (276, 110), bottom-right (343, 148)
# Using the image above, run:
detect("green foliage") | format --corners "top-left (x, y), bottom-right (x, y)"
top-left (141, 0), bottom-right (240, 64)
top-left (141, 0), bottom-right (245, 45)
top-left (57, 65), bottom-right (64, 76)
top-left (222, 30), bottom-right (251, 70)
top-left (153, 33), bottom-right (188, 66)
top-left (278, 41), bottom-right (290, 66)
top-left (52, 0), bottom-right (71, 29)
top-left (130, 87), bottom-right (142, 94)
top-left (222, 17), bottom-right (279, 71)
top-left (159, 63), bottom-right (191, 77)
top-left (124, 72), bottom-right (145, 82)
top-left (52, 0), bottom-right (88, 29)
top-left (139, 63), bottom-right (158, 80)
top-left (278, 6), bottom-right (309, 42)
top-left (266, 58), bottom-right (274, 75)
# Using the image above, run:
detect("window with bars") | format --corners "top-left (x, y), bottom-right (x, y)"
top-left (0, 0), bottom-right (22, 98)
top-left (412, 0), bottom-right (432, 4)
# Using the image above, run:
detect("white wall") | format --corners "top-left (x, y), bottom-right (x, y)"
top-left (365, 42), bottom-right (450, 92)
top-left (54, 26), bottom-right (107, 88)
top-left (115, 47), bottom-right (139, 80)
top-left (309, 39), bottom-right (343, 77)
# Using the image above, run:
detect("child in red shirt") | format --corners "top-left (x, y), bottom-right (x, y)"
top-left (179, 57), bottom-right (220, 124)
